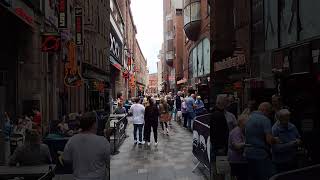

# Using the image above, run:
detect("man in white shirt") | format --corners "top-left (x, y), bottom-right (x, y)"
top-left (62, 112), bottom-right (110, 180)
top-left (128, 97), bottom-right (145, 145)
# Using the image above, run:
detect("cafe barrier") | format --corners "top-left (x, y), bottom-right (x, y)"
top-left (109, 114), bottom-right (127, 155)
top-left (269, 164), bottom-right (320, 180)
top-left (192, 113), bottom-right (211, 171)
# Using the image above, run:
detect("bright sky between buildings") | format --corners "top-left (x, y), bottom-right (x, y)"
top-left (131, 0), bottom-right (163, 74)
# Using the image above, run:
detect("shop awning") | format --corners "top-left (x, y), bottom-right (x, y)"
top-left (177, 78), bottom-right (187, 85)
top-left (82, 69), bottom-right (110, 87)
top-left (110, 56), bottom-right (122, 70)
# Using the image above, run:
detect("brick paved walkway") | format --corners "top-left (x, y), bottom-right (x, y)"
top-left (110, 121), bottom-right (209, 180)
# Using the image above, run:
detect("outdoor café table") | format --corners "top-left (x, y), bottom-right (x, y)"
top-left (43, 134), bottom-right (72, 174)
top-left (0, 164), bottom-right (56, 180)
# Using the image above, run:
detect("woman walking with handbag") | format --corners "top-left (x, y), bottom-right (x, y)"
top-left (159, 98), bottom-right (170, 135)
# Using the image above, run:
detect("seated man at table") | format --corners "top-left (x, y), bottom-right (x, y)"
top-left (9, 129), bottom-right (52, 166)
top-left (62, 112), bottom-right (110, 180)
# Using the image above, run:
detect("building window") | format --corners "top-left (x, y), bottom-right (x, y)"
top-left (189, 38), bottom-right (210, 78)
top-left (184, 0), bottom-right (201, 26)
top-left (176, 9), bottom-right (182, 16)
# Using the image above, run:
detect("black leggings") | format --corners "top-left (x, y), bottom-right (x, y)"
top-left (160, 122), bottom-right (168, 130)
top-left (144, 123), bottom-right (158, 142)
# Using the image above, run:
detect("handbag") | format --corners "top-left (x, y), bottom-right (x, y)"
top-left (160, 113), bottom-right (170, 122)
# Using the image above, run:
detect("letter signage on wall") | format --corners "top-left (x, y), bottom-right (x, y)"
top-left (214, 54), bottom-right (246, 72)
top-left (58, 0), bottom-right (67, 28)
top-left (75, 7), bottom-right (83, 45)
top-left (110, 27), bottom-right (123, 64)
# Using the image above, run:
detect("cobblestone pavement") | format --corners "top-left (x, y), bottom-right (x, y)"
top-left (110, 120), bottom-right (209, 180)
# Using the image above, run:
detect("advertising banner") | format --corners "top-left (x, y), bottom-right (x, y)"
top-left (58, 0), bottom-right (67, 28)
top-left (192, 113), bottom-right (211, 169)
top-left (75, 7), bottom-right (83, 45)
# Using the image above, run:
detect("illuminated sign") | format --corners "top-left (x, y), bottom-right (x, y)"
top-left (214, 54), bottom-right (246, 72)
top-left (64, 41), bottom-right (82, 87)
top-left (15, 7), bottom-right (33, 25)
top-left (75, 7), bottom-right (83, 45)
top-left (58, 0), bottom-right (67, 28)
top-left (41, 33), bottom-right (61, 52)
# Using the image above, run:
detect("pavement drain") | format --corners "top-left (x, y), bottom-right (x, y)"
top-left (137, 168), bottom-right (148, 174)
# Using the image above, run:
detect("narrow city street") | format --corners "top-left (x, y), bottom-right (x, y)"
top-left (110, 121), bottom-right (209, 180)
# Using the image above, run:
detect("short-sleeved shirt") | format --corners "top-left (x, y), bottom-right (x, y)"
top-left (63, 133), bottom-right (110, 180)
top-left (128, 104), bottom-right (145, 124)
top-left (244, 111), bottom-right (272, 160)
top-left (9, 144), bottom-right (52, 166)
top-left (185, 97), bottom-right (195, 113)
top-left (114, 107), bottom-right (126, 114)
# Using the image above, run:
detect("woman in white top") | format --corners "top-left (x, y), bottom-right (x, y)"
top-left (128, 97), bottom-right (145, 145)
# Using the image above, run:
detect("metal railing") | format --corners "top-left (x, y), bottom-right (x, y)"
top-left (108, 114), bottom-right (127, 155)
top-left (269, 164), bottom-right (320, 180)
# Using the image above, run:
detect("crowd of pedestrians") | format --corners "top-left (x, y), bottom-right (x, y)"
top-left (121, 91), bottom-right (208, 146)
top-left (211, 94), bottom-right (303, 180)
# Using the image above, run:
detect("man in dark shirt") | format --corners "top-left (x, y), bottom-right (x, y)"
top-left (210, 95), bottom-right (229, 180)
top-left (226, 95), bottom-right (238, 119)
top-left (9, 130), bottom-right (52, 166)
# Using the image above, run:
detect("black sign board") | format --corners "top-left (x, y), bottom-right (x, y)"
top-left (75, 8), bottom-right (83, 45)
top-left (58, 0), bottom-right (67, 28)
top-left (192, 114), bottom-right (211, 169)
top-left (110, 27), bottom-right (123, 64)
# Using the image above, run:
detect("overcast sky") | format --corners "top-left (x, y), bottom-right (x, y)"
top-left (131, 0), bottom-right (163, 74)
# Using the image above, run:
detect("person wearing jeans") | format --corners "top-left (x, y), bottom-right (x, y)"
top-left (181, 99), bottom-right (187, 128)
top-left (128, 97), bottom-right (145, 145)
top-left (185, 94), bottom-right (196, 130)
top-left (133, 124), bottom-right (144, 143)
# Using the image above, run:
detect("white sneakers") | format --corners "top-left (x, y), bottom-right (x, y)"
top-left (154, 142), bottom-right (158, 146)
top-left (147, 142), bottom-right (151, 146)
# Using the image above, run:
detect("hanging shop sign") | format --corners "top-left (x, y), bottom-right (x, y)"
top-left (58, 0), bottom-right (67, 28)
top-left (75, 7), bottom-right (83, 45)
top-left (122, 68), bottom-right (129, 79)
top-left (214, 54), bottom-right (246, 72)
top-left (41, 33), bottom-right (61, 52)
top-left (64, 40), bottom-right (83, 87)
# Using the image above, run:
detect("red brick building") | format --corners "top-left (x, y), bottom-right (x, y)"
top-left (147, 73), bottom-right (158, 94)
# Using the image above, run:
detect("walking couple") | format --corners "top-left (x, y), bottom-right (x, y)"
top-left (128, 96), bottom-right (171, 146)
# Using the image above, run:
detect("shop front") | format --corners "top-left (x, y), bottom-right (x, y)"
top-left (109, 25), bottom-right (123, 99)
top-left (82, 66), bottom-right (110, 112)
top-left (271, 40), bottom-right (320, 163)
top-left (0, 0), bottom-right (39, 118)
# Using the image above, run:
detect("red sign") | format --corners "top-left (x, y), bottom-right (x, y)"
top-left (75, 8), bottom-right (83, 45)
top-left (41, 34), bottom-right (61, 52)
top-left (58, 0), bottom-right (67, 28)
top-left (15, 8), bottom-right (33, 25)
